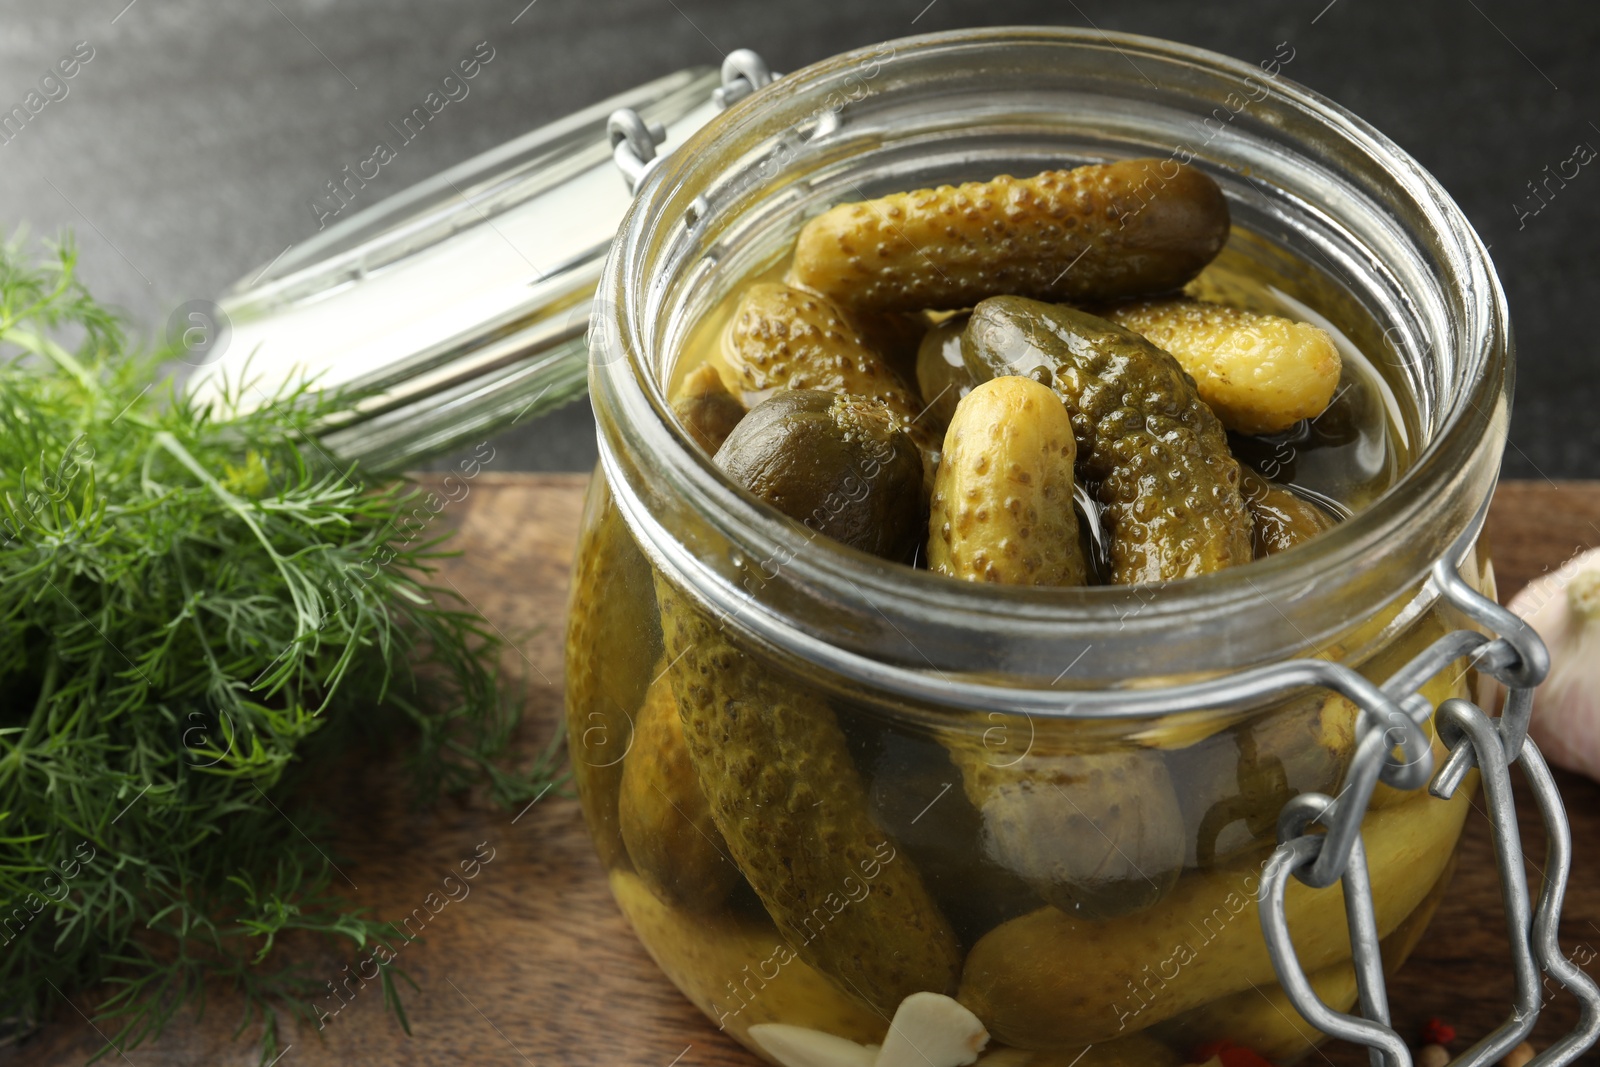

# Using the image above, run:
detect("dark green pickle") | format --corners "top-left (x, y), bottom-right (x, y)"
top-left (714, 389), bottom-right (927, 563)
top-left (1240, 467), bottom-right (1338, 557)
top-left (914, 315), bottom-right (976, 437)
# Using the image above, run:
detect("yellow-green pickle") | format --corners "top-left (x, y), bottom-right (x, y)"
top-left (568, 152), bottom-right (1483, 1066)
top-left (787, 160), bottom-right (1229, 313)
top-left (617, 670), bottom-right (741, 910)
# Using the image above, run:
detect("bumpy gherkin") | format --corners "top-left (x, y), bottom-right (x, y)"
top-left (564, 482), bottom-right (661, 871)
top-left (962, 296), bottom-right (1253, 584)
top-left (653, 388), bottom-right (962, 1012)
top-left (1102, 296), bottom-right (1342, 435)
top-left (655, 581), bottom-right (962, 1012)
top-left (924, 379), bottom-right (1181, 919)
top-left (928, 376), bottom-right (1087, 587)
top-left (956, 782), bottom-right (1471, 1048)
top-left (618, 670), bottom-right (741, 910)
top-left (722, 282), bottom-right (934, 453)
top-left (787, 159), bottom-right (1229, 314)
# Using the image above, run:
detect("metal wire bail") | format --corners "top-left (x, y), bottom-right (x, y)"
top-left (1258, 496), bottom-right (1600, 1065)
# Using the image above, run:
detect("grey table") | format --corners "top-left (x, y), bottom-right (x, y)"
top-left (0, 0), bottom-right (1594, 476)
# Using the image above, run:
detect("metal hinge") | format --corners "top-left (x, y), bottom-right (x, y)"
top-left (608, 49), bottom-right (777, 193)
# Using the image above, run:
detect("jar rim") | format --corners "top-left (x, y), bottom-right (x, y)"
top-left (592, 25), bottom-right (1509, 703)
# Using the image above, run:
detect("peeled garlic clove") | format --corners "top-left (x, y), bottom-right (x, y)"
top-left (748, 1023), bottom-right (879, 1067)
top-left (876, 991), bottom-right (990, 1067)
top-left (1508, 547), bottom-right (1600, 782)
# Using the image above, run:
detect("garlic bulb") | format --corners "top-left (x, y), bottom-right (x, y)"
top-left (1507, 546), bottom-right (1600, 781)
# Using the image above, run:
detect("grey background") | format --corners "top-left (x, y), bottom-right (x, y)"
top-left (0, 0), bottom-right (1594, 478)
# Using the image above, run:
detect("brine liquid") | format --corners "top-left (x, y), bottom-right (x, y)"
top-left (673, 231), bottom-right (1413, 535)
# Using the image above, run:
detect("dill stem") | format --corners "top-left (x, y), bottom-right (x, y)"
top-left (151, 430), bottom-right (322, 638)
top-left (0, 650), bottom-right (55, 791)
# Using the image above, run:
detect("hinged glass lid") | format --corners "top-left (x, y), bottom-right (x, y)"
top-left (186, 65), bottom-right (721, 475)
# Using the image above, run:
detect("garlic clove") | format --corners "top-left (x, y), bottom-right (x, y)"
top-left (875, 991), bottom-right (990, 1067)
top-left (1507, 547), bottom-right (1600, 782)
top-left (748, 1023), bottom-right (879, 1067)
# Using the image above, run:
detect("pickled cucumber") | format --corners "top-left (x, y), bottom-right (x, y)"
top-left (1103, 297), bottom-right (1342, 435)
top-left (962, 297), bottom-right (1252, 584)
top-left (944, 729), bottom-right (1185, 921)
top-left (1240, 468), bottom-right (1337, 557)
top-left (673, 362), bottom-right (747, 455)
top-left (656, 580), bottom-right (963, 1013)
top-left (1150, 856), bottom-right (1454, 1062)
top-left (565, 482), bottom-right (662, 870)
top-left (914, 315), bottom-right (975, 434)
top-left (716, 390), bottom-right (927, 563)
top-left (956, 779), bottom-right (1471, 1048)
top-left (723, 282), bottom-right (934, 451)
top-left (787, 160), bottom-right (1229, 314)
top-left (925, 376), bottom-right (1181, 917)
top-left (656, 411), bottom-right (961, 1010)
top-left (619, 671), bottom-right (742, 910)
top-left (1152, 962), bottom-right (1357, 1064)
top-left (929, 376), bottom-right (1088, 587)
top-left (609, 869), bottom-right (887, 1050)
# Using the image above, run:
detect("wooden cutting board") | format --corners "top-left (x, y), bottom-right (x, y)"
top-left (8, 475), bottom-right (1600, 1067)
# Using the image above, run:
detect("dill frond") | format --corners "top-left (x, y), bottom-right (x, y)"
top-left (0, 234), bottom-right (558, 1063)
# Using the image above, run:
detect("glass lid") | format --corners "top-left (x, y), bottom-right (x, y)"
top-left (186, 65), bottom-right (722, 475)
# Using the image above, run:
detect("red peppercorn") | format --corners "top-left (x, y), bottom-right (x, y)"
top-left (1422, 1017), bottom-right (1458, 1046)
top-left (1218, 1048), bottom-right (1276, 1067)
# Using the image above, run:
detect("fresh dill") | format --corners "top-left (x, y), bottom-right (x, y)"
top-left (0, 235), bottom-right (557, 1062)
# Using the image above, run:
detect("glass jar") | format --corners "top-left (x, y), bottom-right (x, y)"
top-left (568, 27), bottom-right (1508, 1065)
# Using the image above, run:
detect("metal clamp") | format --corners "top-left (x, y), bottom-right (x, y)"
top-left (608, 49), bottom-right (777, 192)
top-left (1258, 498), bottom-right (1600, 1065)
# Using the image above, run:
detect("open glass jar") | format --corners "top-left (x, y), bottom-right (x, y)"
top-left (567, 26), bottom-right (1527, 1066)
